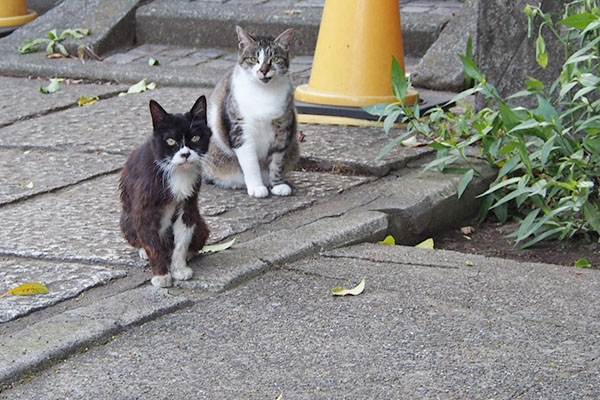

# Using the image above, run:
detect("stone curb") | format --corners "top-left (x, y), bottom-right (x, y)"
top-left (177, 210), bottom-right (389, 292)
top-left (0, 286), bottom-right (191, 386)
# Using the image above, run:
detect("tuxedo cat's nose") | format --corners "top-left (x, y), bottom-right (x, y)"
top-left (180, 151), bottom-right (191, 159)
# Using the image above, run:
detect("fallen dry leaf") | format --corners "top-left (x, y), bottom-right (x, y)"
top-left (330, 278), bottom-right (365, 296)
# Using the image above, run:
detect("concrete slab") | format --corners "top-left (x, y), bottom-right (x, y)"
top-left (0, 76), bottom-right (126, 128)
top-left (0, 0), bottom-right (143, 56)
top-left (0, 258), bottom-right (126, 323)
top-left (0, 170), bottom-right (371, 265)
top-left (0, 286), bottom-right (192, 386)
top-left (0, 148), bottom-right (124, 205)
top-left (3, 244), bottom-right (598, 398)
top-left (181, 210), bottom-right (388, 292)
top-left (299, 124), bottom-right (432, 176)
top-left (0, 86), bottom-right (210, 154)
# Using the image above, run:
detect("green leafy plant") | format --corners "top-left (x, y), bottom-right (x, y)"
top-left (18, 28), bottom-right (90, 56)
top-left (366, 0), bottom-right (600, 248)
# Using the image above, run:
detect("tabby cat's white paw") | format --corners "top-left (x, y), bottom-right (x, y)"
top-left (271, 183), bottom-right (292, 196)
top-left (172, 265), bottom-right (193, 281)
top-left (247, 185), bottom-right (269, 198)
top-left (138, 248), bottom-right (148, 260)
top-left (151, 273), bottom-right (172, 288)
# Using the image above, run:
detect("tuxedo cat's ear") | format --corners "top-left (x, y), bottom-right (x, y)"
top-left (190, 95), bottom-right (207, 122)
top-left (236, 26), bottom-right (255, 49)
top-left (275, 28), bottom-right (294, 51)
top-left (149, 100), bottom-right (169, 129)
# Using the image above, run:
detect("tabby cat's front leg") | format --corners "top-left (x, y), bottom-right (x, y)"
top-left (269, 151), bottom-right (291, 196)
top-left (235, 143), bottom-right (269, 198)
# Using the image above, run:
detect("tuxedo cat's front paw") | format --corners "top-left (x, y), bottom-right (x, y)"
top-left (172, 265), bottom-right (193, 281)
top-left (247, 185), bottom-right (269, 198)
top-left (138, 248), bottom-right (149, 260)
top-left (151, 273), bottom-right (172, 288)
top-left (271, 183), bottom-right (292, 196)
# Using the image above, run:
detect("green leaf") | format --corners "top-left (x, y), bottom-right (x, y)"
top-left (362, 103), bottom-right (390, 117)
top-left (199, 237), bottom-right (236, 254)
top-left (119, 79), bottom-right (157, 96)
top-left (330, 278), bottom-right (365, 296)
top-left (583, 201), bottom-right (600, 236)
top-left (148, 57), bottom-right (159, 66)
top-left (40, 78), bottom-right (64, 94)
top-left (478, 177), bottom-right (521, 198)
top-left (391, 56), bottom-right (408, 105)
top-left (458, 54), bottom-right (483, 82)
top-left (56, 43), bottom-right (69, 56)
top-left (559, 12), bottom-right (598, 30)
top-left (536, 35), bottom-right (548, 68)
top-left (18, 38), bottom-right (48, 54)
top-left (457, 169), bottom-right (474, 199)
top-left (415, 238), bottom-right (434, 249)
top-left (378, 235), bottom-right (396, 245)
top-left (574, 258), bottom-right (591, 268)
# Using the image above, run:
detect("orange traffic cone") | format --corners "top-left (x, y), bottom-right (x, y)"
top-left (0, 0), bottom-right (37, 29)
top-left (295, 0), bottom-right (418, 125)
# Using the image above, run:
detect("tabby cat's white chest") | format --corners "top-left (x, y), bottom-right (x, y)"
top-left (232, 67), bottom-right (290, 121)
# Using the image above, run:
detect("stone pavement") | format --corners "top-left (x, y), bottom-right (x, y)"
top-left (0, 0), bottom-right (599, 398)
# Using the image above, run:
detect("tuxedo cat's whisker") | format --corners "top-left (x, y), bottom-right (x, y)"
top-left (119, 96), bottom-right (211, 288)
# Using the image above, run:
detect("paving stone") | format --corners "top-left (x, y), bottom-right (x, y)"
top-left (0, 86), bottom-right (210, 154)
top-left (0, 148), bottom-right (124, 205)
top-left (0, 76), bottom-right (126, 128)
top-left (0, 170), bottom-right (371, 266)
top-left (0, 258), bottom-right (126, 323)
top-left (298, 124), bottom-right (433, 176)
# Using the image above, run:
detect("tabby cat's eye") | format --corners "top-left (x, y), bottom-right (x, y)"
top-left (272, 56), bottom-right (280, 62)
top-left (249, 57), bottom-right (259, 63)
top-left (191, 135), bottom-right (201, 143)
top-left (166, 138), bottom-right (176, 146)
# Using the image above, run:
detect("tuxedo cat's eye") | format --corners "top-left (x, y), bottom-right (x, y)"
top-left (191, 135), bottom-right (201, 143)
top-left (166, 138), bottom-right (177, 146)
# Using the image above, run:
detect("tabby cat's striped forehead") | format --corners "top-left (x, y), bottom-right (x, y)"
top-left (238, 35), bottom-right (289, 59)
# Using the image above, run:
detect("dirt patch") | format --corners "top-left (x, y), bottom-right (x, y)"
top-left (433, 219), bottom-right (600, 269)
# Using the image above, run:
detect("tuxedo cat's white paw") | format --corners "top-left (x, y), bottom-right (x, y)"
top-left (172, 265), bottom-right (193, 281)
top-left (247, 185), bottom-right (269, 198)
top-left (151, 273), bottom-right (172, 288)
top-left (138, 248), bottom-right (148, 260)
top-left (271, 183), bottom-right (292, 196)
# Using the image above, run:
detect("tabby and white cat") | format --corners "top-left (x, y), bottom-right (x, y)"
top-left (119, 96), bottom-right (211, 288)
top-left (202, 26), bottom-right (300, 198)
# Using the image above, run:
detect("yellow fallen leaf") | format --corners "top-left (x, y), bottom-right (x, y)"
top-left (415, 238), bottom-right (434, 249)
top-left (330, 278), bottom-right (365, 296)
top-left (378, 235), bottom-right (396, 245)
top-left (199, 237), bottom-right (236, 254)
top-left (78, 95), bottom-right (99, 106)
top-left (1, 282), bottom-right (48, 298)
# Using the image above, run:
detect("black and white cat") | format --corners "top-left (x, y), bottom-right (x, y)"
top-left (119, 96), bottom-right (211, 288)
top-left (202, 26), bottom-right (300, 198)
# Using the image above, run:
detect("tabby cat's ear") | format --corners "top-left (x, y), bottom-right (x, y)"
top-left (236, 26), bottom-right (255, 49)
top-left (275, 28), bottom-right (294, 51)
top-left (149, 100), bottom-right (169, 129)
top-left (190, 95), bottom-right (207, 122)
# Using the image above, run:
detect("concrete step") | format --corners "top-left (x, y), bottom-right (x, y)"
top-left (135, 0), bottom-right (463, 57)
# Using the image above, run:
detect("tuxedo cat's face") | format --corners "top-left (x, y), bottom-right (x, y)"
top-left (150, 96), bottom-right (211, 171)
top-left (236, 26), bottom-right (294, 84)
